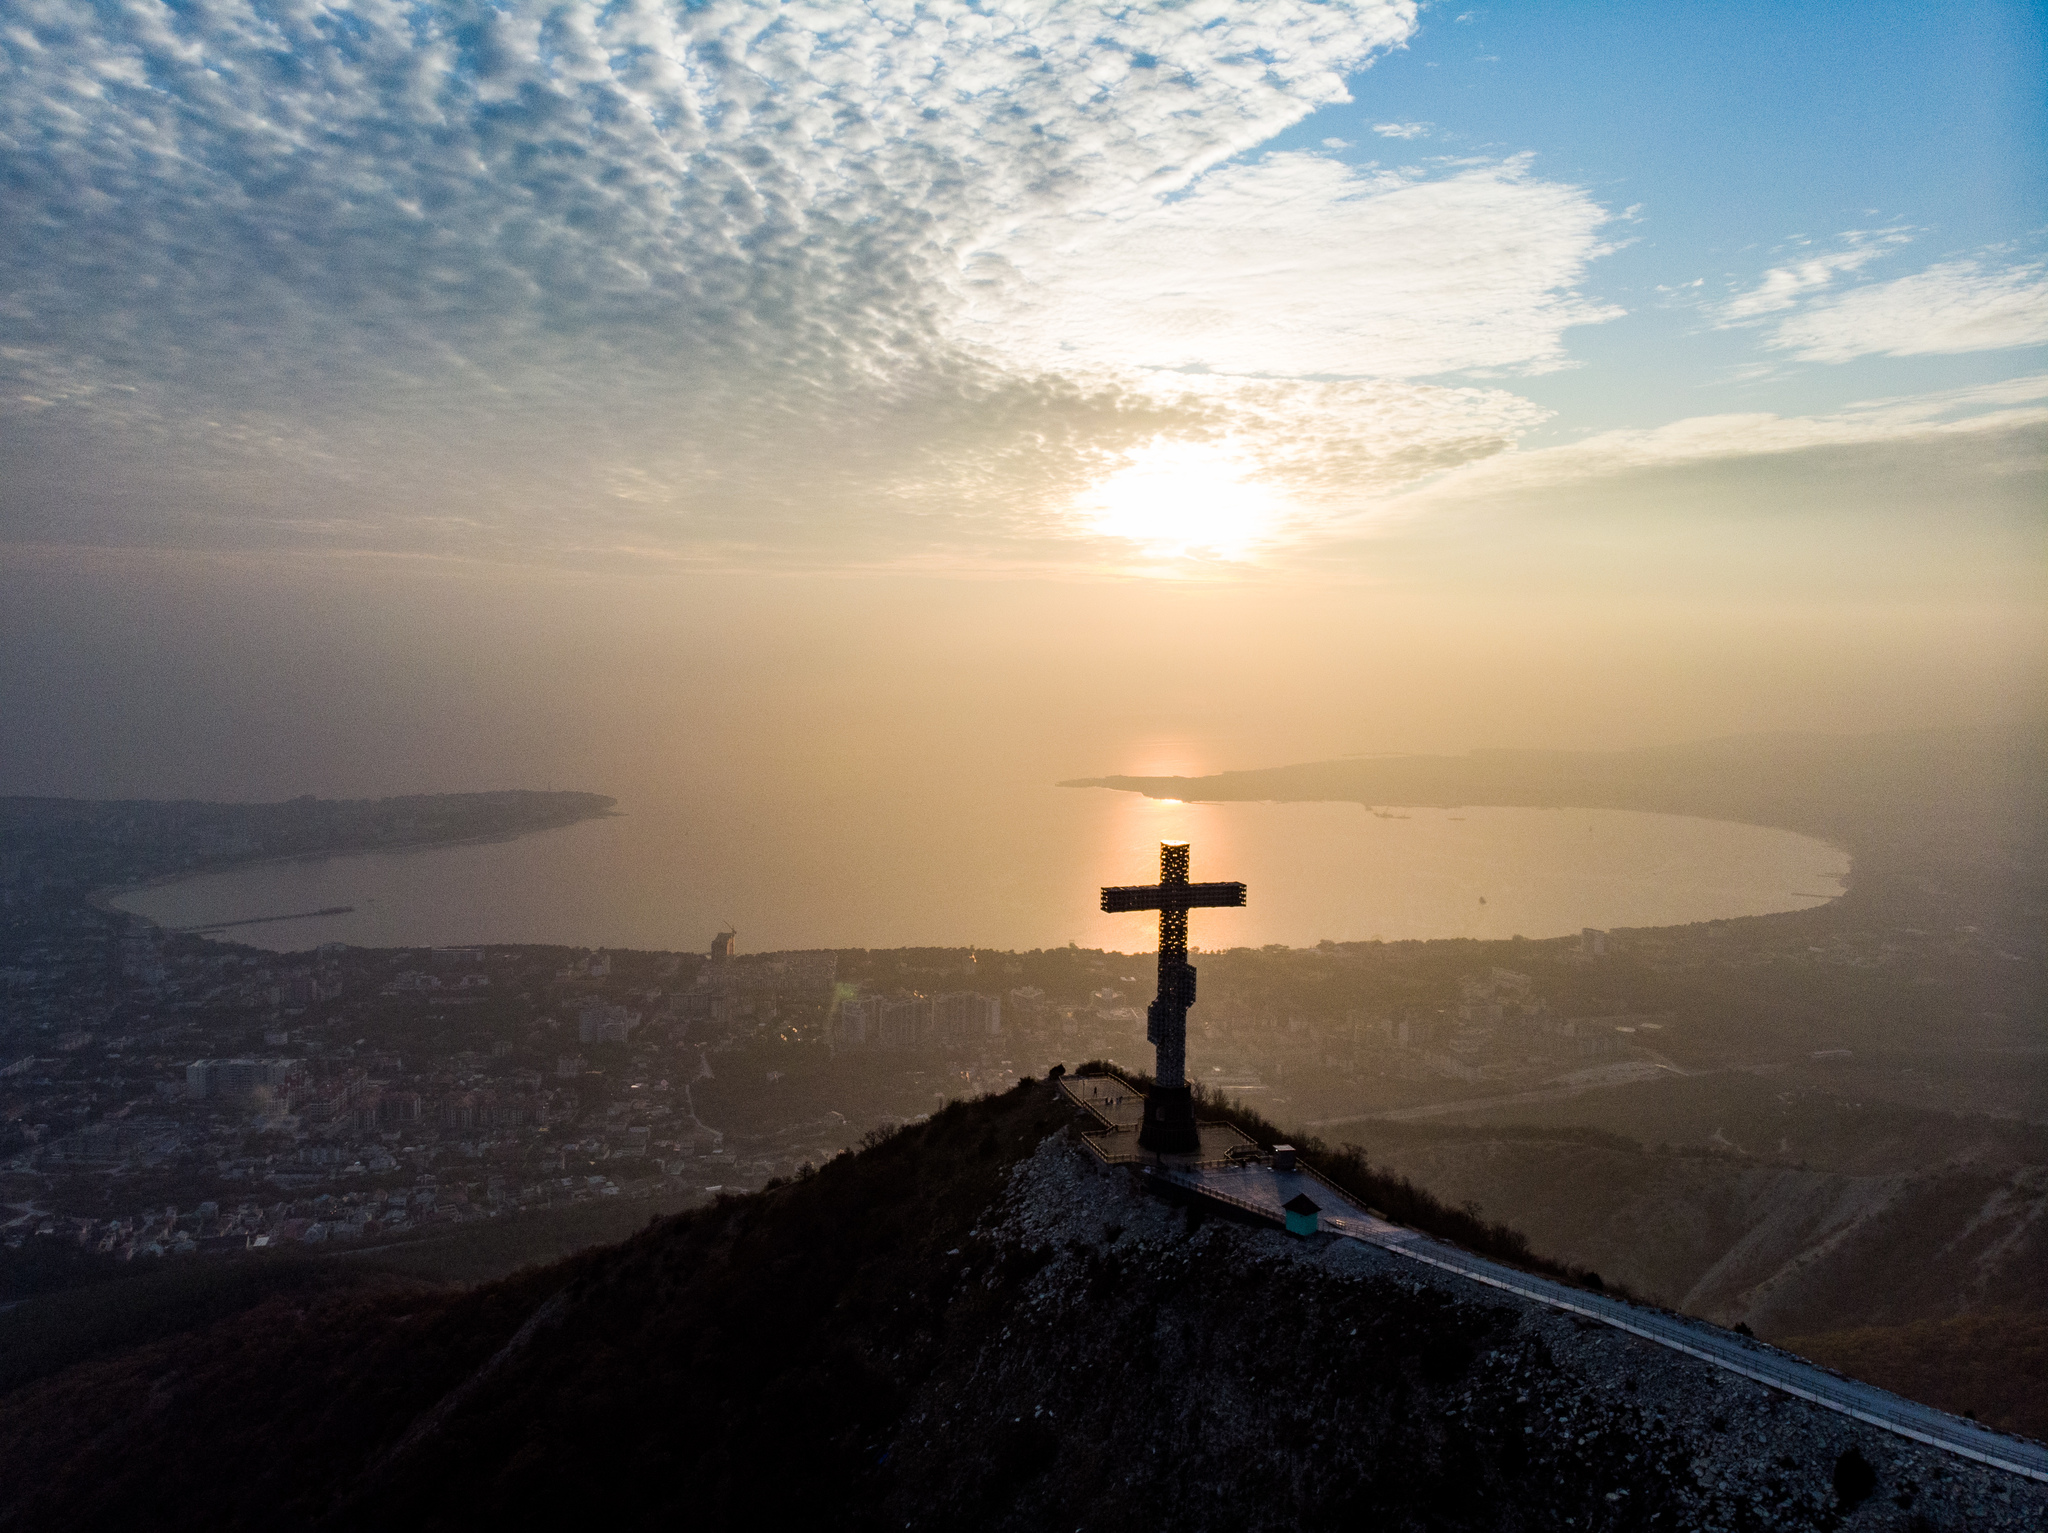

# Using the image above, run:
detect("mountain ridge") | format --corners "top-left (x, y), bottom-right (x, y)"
top-left (3, 1078), bottom-right (2042, 1531)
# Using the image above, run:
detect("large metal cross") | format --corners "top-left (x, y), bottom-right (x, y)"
top-left (1101, 841), bottom-right (1246, 1152)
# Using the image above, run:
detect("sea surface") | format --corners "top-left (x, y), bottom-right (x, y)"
top-left (109, 786), bottom-right (1849, 955)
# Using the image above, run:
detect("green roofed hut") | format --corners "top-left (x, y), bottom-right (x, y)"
top-left (1283, 1192), bottom-right (1321, 1237)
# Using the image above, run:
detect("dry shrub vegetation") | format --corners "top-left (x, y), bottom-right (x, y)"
top-left (1069, 1062), bottom-right (1629, 1298)
top-left (1780, 1310), bottom-right (2048, 1442)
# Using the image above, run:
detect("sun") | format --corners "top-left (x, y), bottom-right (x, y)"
top-left (1078, 439), bottom-right (1288, 561)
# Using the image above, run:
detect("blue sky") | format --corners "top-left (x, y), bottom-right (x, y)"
top-left (1272, 0), bottom-right (2048, 440)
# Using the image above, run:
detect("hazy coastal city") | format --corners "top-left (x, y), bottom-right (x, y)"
top-left (2, 0), bottom-right (2042, 1526)
top-left (4, 737), bottom-right (2038, 1375)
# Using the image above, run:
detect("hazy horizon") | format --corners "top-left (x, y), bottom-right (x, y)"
top-left (3, 0), bottom-right (2042, 809)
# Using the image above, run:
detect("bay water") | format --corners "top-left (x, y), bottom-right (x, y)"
top-left (111, 785), bottom-right (1848, 955)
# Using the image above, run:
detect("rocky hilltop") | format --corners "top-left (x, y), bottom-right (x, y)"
top-left (900, 1132), bottom-right (2043, 1533)
top-left (0, 1079), bottom-right (2041, 1531)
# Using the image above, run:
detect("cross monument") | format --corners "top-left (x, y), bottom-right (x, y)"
top-left (1101, 841), bottom-right (1246, 1153)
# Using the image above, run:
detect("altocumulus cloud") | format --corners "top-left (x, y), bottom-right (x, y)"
top-left (963, 152), bottom-right (1616, 379)
top-left (0, 0), bottom-right (1628, 565)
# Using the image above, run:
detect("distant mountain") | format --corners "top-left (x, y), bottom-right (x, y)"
top-left (1064, 723), bottom-right (2047, 945)
top-left (0, 789), bottom-right (618, 894)
top-left (0, 1079), bottom-right (2039, 1532)
top-left (1063, 723), bottom-right (2044, 850)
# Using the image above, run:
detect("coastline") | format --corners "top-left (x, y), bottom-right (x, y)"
top-left (98, 798), bottom-right (1850, 956)
top-left (88, 803), bottom-right (622, 931)
top-left (1063, 781), bottom-right (1857, 912)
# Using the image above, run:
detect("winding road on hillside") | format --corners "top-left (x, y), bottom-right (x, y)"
top-left (1151, 1159), bottom-right (2048, 1485)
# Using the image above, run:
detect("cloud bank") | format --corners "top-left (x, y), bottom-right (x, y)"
top-left (0, 0), bottom-right (1644, 563)
top-left (963, 152), bottom-right (1616, 379)
top-left (6, 0), bottom-right (2030, 571)
top-left (0, 2), bottom-right (1406, 546)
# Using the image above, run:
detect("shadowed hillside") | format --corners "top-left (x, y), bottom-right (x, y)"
top-left (1781, 1311), bottom-right (2048, 1444)
top-left (0, 1078), bottom-right (2040, 1532)
top-left (1328, 1120), bottom-right (2048, 1414)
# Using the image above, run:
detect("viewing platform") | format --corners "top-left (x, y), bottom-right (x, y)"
top-left (1060, 1070), bottom-right (1263, 1167)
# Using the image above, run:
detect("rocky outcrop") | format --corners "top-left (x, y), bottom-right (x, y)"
top-left (878, 1133), bottom-right (2046, 1532)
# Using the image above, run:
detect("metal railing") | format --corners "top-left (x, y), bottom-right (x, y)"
top-left (1141, 1165), bottom-right (1283, 1227)
top-left (1078, 1130), bottom-right (1140, 1165)
top-left (1373, 1234), bottom-right (2048, 1484)
top-left (1081, 1137), bottom-right (1270, 1171)
top-left (1292, 1159), bottom-right (1381, 1217)
top-left (1136, 1146), bottom-right (2048, 1485)
top-left (1065, 1073), bottom-right (1274, 1172)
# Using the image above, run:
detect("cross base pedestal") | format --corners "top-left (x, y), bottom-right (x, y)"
top-left (1137, 1084), bottom-right (1200, 1154)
